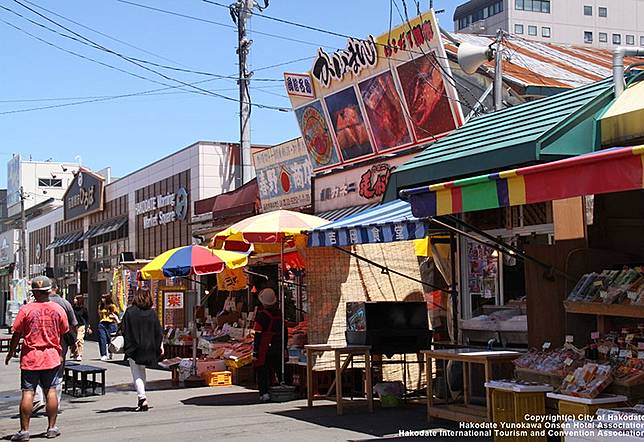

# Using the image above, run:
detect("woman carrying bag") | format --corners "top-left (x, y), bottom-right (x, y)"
top-left (98, 294), bottom-right (120, 361)
top-left (122, 288), bottom-right (163, 412)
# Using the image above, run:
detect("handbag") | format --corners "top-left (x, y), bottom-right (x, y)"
top-left (108, 335), bottom-right (125, 354)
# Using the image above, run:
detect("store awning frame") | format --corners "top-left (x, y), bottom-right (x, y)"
top-left (315, 203), bottom-right (379, 223)
top-left (307, 199), bottom-right (440, 247)
top-left (80, 217), bottom-right (127, 241)
top-left (401, 146), bottom-right (644, 219)
top-left (46, 231), bottom-right (83, 250)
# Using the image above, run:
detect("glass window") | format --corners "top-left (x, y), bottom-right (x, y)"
top-left (542, 27), bottom-right (551, 38)
top-left (528, 25), bottom-right (537, 36)
top-left (541, 0), bottom-right (550, 13)
top-left (516, 0), bottom-right (524, 10)
top-left (626, 35), bottom-right (635, 45)
top-left (524, 0), bottom-right (533, 10)
top-left (613, 34), bottom-right (621, 44)
top-left (515, 24), bottom-right (524, 34)
top-left (584, 31), bottom-right (593, 44)
top-left (641, 36), bottom-right (644, 46)
top-left (584, 5), bottom-right (592, 16)
top-left (37, 178), bottom-right (63, 187)
top-left (598, 7), bottom-right (607, 17)
top-left (599, 33), bottom-right (608, 43)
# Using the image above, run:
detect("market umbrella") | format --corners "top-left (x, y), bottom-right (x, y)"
top-left (211, 210), bottom-right (329, 387)
top-left (140, 245), bottom-right (248, 280)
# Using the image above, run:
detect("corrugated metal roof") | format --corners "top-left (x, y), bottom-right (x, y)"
top-left (444, 32), bottom-right (643, 90)
top-left (390, 77), bottom-right (614, 189)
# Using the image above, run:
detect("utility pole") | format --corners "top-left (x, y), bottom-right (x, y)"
top-left (494, 29), bottom-right (505, 111)
top-left (19, 186), bottom-right (27, 280)
top-left (231, 0), bottom-right (268, 186)
top-left (233, 0), bottom-right (254, 186)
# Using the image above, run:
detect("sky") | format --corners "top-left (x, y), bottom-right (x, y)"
top-left (0, 0), bottom-right (459, 187)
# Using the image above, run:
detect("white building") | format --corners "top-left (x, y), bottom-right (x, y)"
top-left (454, 0), bottom-right (644, 47)
top-left (6, 155), bottom-right (80, 217)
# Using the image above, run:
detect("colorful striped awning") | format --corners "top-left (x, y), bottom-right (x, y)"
top-left (402, 146), bottom-right (644, 219)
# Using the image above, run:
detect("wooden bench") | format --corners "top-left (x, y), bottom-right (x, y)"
top-left (63, 364), bottom-right (106, 397)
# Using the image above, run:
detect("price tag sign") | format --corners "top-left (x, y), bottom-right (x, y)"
top-left (638, 342), bottom-right (644, 350)
top-left (619, 349), bottom-right (631, 358)
top-left (564, 357), bottom-right (574, 366)
top-left (626, 334), bottom-right (635, 343)
top-left (628, 291), bottom-right (638, 301)
top-left (593, 281), bottom-right (603, 287)
top-left (564, 374), bottom-right (575, 383)
top-left (600, 291), bottom-right (608, 299)
top-left (565, 335), bottom-right (574, 344)
top-left (591, 331), bottom-right (600, 340)
top-left (542, 342), bottom-right (551, 350)
top-left (639, 352), bottom-right (644, 360)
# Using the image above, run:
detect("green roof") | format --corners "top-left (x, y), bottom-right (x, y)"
top-left (386, 78), bottom-right (615, 201)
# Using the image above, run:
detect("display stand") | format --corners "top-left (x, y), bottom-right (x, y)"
top-left (423, 348), bottom-right (521, 422)
top-left (546, 392), bottom-right (628, 416)
top-left (486, 382), bottom-right (552, 442)
top-left (305, 344), bottom-right (373, 415)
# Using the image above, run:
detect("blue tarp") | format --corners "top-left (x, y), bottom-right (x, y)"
top-left (307, 199), bottom-right (433, 247)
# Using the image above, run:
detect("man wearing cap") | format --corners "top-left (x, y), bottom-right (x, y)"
top-left (5, 276), bottom-right (69, 441)
top-left (253, 287), bottom-right (286, 402)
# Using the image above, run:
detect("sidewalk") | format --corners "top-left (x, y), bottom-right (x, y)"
top-left (0, 340), bottom-right (478, 441)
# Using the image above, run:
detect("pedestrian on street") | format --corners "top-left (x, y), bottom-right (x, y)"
top-left (253, 288), bottom-right (286, 402)
top-left (5, 276), bottom-right (70, 441)
top-left (97, 294), bottom-right (119, 361)
top-left (71, 295), bottom-right (91, 361)
top-left (122, 288), bottom-right (163, 412)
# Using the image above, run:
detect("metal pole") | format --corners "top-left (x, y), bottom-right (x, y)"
top-left (280, 239), bottom-right (285, 383)
top-left (19, 186), bottom-right (27, 279)
top-left (237, 0), bottom-right (254, 186)
top-left (493, 29), bottom-right (504, 111)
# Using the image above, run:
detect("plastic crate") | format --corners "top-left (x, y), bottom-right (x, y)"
top-left (225, 354), bottom-right (252, 369)
top-left (203, 370), bottom-right (232, 387)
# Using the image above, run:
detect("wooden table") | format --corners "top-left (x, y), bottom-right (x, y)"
top-left (422, 348), bottom-right (521, 423)
top-left (305, 344), bottom-right (373, 415)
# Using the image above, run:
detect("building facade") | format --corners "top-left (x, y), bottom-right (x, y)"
top-left (6, 155), bottom-right (80, 217)
top-left (454, 0), bottom-right (644, 48)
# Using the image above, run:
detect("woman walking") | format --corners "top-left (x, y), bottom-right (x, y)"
top-left (71, 296), bottom-right (90, 361)
top-left (97, 294), bottom-right (119, 361)
top-left (253, 288), bottom-right (286, 402)
top-left (122, 288), bottom-right (163, 411)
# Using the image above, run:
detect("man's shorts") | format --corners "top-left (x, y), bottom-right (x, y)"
top-left (20, 366), bottom-right (62, 392)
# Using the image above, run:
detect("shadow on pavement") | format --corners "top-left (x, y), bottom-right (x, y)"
top-left (106, 379), bottom-right (179, 394)
top-left (95, 406), bottom-right (139, 414)
top-left (181, 391), bottom-right (260, 406)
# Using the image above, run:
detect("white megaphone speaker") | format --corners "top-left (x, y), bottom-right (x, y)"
top-left (457, 42), bottom-right (494, 74)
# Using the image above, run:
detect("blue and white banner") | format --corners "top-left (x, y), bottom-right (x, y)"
top-left (308, 199), bottom-right (432, 247)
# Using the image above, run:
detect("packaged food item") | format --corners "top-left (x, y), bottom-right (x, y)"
top-left (560, 363), bottom-right (613, 398)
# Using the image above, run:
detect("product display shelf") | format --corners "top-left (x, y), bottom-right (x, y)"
top-left (564, 302), bottom-right (644, 319)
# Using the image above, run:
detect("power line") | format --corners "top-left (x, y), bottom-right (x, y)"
top-left (20, 0), bottom-right (191, 68)
top-left (114, 0), bottom-right (338, 50)
top-left (9, 0), bottom-right (290, 111)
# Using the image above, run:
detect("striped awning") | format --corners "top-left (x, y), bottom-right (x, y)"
top-left (308, 199), bottom-right (434, 247)
top-left (80, 217), bottom-right (127, 241)
top-left (315, 203), bottom-right (379, 222)
top-left (402, 146), bottom-right (644, 219)
top-left (46, 231), bottom-right (83, 250)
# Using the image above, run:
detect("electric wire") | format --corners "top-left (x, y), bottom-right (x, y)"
top-left (9, 0), bottom-right (290, 111)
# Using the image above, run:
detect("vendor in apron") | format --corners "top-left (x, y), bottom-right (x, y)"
top-left (253, 288), bottom-right (286, 402)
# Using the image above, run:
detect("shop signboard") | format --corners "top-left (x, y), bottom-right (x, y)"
top-left (7, 155), bottom-right (20, 207)
top-left (313, 153), bottom-right (416, 212)
top-left (64, 169), bottom-right (105, 221)
top-left (254, 138), bottom-right (313, 211)
top-left (135, 187), bottom-right (189, 230)
top-left (285, 9), bottom-right (463, 173)
top-left (0, 230), bottom-right (18, 267)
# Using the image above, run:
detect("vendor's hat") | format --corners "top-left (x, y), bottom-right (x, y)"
top-left (258, 288), bottom-right (277, 306)
top-left (31, 275), bottom-right (52, 292)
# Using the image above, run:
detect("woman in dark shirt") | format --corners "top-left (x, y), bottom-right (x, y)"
top-left (253, 288), bottom-right (286, 402)
top-left (122, 288), bottom-right (163, 411)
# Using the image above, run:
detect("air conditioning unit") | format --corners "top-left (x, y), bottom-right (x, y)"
top-left (119, 252), bottom-right (135, 263)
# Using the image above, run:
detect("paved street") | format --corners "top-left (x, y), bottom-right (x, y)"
top-left (0, 339), bottom-right (471, 441)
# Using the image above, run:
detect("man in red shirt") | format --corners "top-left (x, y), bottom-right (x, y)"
top-left (5, 276), bottom-right (69, 441)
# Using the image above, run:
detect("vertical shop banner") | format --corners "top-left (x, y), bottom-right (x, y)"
top-left (216, 267), bottom-right (248, 291)
top-left (254, 138), bottom-right (313, 211)
top-left (286, 9), bottom-right (463, 172)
